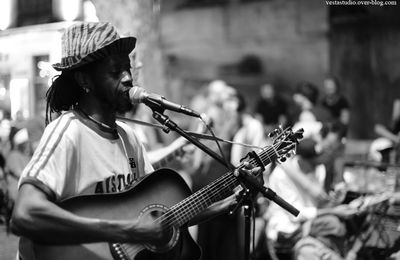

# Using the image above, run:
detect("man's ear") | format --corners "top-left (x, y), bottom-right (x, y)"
top-left (74, 71), bottom-right (92, 92)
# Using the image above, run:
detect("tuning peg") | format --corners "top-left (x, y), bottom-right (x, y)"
top-left (268, 128), bottom-right (282, 138)
top-left (294, 128), bottom-right (304, 140)
top-left (268, 129), bottom-right (277, 138)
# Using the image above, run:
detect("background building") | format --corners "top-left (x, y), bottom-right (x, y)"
top-left (0, 0), bottom-right (97, 119)
top-left (1, 0), bottom-right (400, 139)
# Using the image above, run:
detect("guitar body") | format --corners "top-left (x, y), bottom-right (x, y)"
top-left (34, 169), bottom-right (201, 260)
top-left (31, 127), bottom-right (302, 260)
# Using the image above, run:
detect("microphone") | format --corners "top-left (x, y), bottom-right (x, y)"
top-left (129, 86), bottom-right (201, 118)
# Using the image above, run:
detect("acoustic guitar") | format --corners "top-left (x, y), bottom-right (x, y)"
top-left (33, 127), bottom-right (302, 260)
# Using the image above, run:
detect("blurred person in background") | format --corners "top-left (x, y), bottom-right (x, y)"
top-left (11, 22), bottom-right (262, 260)
top-left (317, 121), bottom-right (347, 193)
top-left (230, 90), bottom-right (267, 165)
top-left (290, 81), bottom-right (347, 193)
top-left (254, 83), bottom-right (288, 134)
top-left (320, 77), bottom-right (350, 136)
top-left (292, 81), bottom-right (332, 141)
top-left (6, 128), bottom-right (33, 200)
top-left (265, 138), bottom-right (329, 260)
top-left (370, 98), bottom-right (400, 164)
top-left (22, 102), bottom-right (46, 151)
top-left (265, 137), bottom-right (356, 260)
top-left (293, 81), bottom-right (333, 122)
top-left (0, 139), bottom-right (9, 225)
top-left (228, 89), bottom-right (272, 260)
top-left (0, 110), bottom-right (12, 156)
top-left (0, 128), bottom-right (33, 229)
top-left (189, 80), bottom-right (239, 170)
top-left (0, 110), bottom-right (13, 227)
top-left (12, 110), bottom-right (26, 130)
top-left (189, 80), bottom-right (245, 260)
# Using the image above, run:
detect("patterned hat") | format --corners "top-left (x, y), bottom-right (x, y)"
top-left (52, 22), bottom-right (136, 71)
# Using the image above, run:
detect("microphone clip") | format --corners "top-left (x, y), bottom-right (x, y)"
top-left (145, 96), bottom-right (167, 115)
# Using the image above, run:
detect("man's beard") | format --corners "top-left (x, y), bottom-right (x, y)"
top-left (115, 89), bottom-right (134, 113)
top-left (92, 87), bottom-right (133, 114)
top-left (116, 100), bottom-right (134, 114)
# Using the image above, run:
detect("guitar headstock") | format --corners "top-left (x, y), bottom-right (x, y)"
top-left (238, 126), bottom-right (304, 169)
top-left (268, 127), bottom-right (304, 163)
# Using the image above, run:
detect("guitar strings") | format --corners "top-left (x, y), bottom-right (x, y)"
top-left (168, 139), bottom-right (293, 227)
top-left (158, 153), bottom-right (259, 226)
top-left (155, 141), bottom-right (286, 227)
top-left (169, 130), bottom-right (292, 223)
top-left (124, 133), bottom-right (295, 257)
top-left (153, 141), bottom-right (286, 228)
top-left (169, 141), bottom-right (283, 217)
top-left (121, 163), bottom-right (247, 257)
top-left (161, 140), bottom-right (292, 229)
top-left (122, 138), bottom-right (292, 256)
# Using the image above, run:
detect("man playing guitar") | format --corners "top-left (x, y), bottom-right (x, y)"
top-left (10, 22), bottom-right (264, 260)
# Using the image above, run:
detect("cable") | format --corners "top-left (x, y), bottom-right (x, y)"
top-left (199, 115), bottom-right (234, 172)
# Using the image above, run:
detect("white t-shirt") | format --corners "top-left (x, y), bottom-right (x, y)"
top-left (18, 110), bottom-right (153, 201)
top-left (265, 157), bottom-right (324, 241)
top-left (17, 110), bottom-right (154, 259)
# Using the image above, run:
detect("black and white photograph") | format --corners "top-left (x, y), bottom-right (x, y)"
top-left (1, 0), bottom-right (400, 260)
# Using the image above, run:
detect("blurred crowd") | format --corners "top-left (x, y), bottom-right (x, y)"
top-left (1, 75), bottom-right (400, 260)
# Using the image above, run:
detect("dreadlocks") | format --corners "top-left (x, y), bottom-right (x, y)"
top-left (45, 61), bottom-right (99, 125)
top-left (45, 70), bottom-right (84, 125)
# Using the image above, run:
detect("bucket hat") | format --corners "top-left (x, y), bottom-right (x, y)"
top-left (52, 22), bottom-right (136, 71)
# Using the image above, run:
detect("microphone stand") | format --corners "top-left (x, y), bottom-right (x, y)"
top-left (152, 110), bottom-right (233, 170)
top-left (231, 188), bottom-right (257, 260)
top-left (150, 108), bottom-right (299, 260)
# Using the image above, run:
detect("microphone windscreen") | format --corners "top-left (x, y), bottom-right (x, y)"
top-left (129, 86), bottom-right (146, 104)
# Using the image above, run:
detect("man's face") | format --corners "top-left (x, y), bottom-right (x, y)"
top-left (323, 79), bottom-right (337, 95)
top-left (89, 53), bottom-right (134, 113)
top-left (293, 93), bottom-right (312, 110)
top-left (261, 84), bottom-right (274, 99)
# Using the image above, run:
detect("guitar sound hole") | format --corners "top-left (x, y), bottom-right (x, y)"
top-left (141, 204), bottom-right (180, 253)
top-left (150, 210), bottom-right (174, 247)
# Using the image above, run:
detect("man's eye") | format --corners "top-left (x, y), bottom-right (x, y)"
top-left (111, 71), bottom-right (121, 76)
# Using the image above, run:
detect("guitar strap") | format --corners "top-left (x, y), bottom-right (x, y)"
top-left (116, 125), bottom-right (139, 181)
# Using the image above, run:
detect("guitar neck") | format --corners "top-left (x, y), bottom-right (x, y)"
top-left (165, 144), bottom-right (278, 227)
top-left (167, 171), bottom-right (238, 227)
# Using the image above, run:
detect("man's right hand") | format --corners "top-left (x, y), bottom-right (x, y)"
top-left (124, 213), bottom-right (170, 244)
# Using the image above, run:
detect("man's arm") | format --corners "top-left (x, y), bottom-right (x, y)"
top-left (187, 194), bottom-right (238, 226)
top-left (281, 161), bottom-right (329, 202)
top-left (374, 124), bottom-right (400, 143)
top-left (11, 184), bottom-right (163, 245)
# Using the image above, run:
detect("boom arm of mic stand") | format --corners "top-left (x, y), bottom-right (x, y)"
top-left (151, 110), bottom-right (300, 217)
top-left (152, 110), bottom-right (234, 171)
top-left (237, 170), bottom-right (300, 217)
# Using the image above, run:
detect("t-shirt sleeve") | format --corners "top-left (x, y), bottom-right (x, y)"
top-left (18, 117), bottom-right (75, 201)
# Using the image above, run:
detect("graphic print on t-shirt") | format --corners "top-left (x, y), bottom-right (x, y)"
top-left (94, 156), bottom-right (138, 194)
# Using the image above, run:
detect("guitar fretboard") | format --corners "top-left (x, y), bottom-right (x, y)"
top-left (161, 144), bottom-right (280, 227)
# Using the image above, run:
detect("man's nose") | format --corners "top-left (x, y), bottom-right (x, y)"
top-left (121, 71), bottom-right (133, 85)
